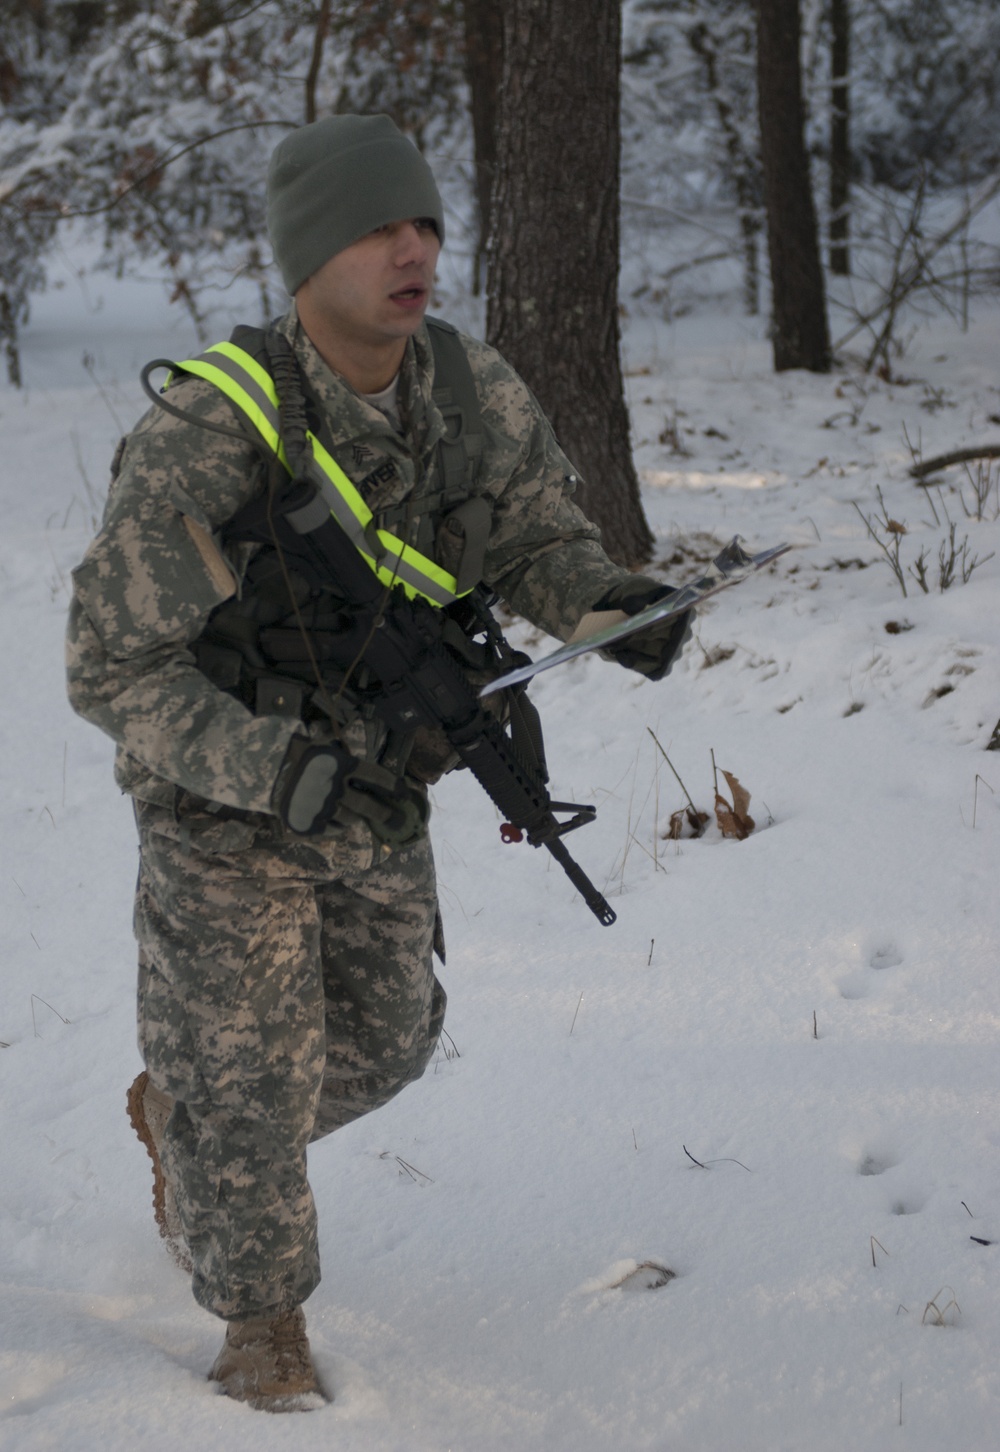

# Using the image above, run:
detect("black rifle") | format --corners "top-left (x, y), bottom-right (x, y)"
top-left (269, 467), bottom-right (617, 927)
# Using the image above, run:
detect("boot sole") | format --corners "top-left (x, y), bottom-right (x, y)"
top-left (126, 1070), bottom-right (193, 1273)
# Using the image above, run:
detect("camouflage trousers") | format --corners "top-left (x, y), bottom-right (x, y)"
top-left (132, 798), bottom-right (445, 1321)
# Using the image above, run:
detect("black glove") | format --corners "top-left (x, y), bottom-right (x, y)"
top-left (592, 576), bottom-right (694, 681)
top-left (275, 738), bottom-right (429, 847)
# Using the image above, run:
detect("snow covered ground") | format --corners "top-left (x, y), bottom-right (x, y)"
top-left (2, 246), bottom-right (999, 1452)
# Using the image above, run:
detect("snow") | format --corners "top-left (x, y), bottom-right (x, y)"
top-left (2, 248), bottom-right (999, 1452)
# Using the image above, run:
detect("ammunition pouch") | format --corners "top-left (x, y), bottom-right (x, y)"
top-left (191, 541), bottom-right (546, 795)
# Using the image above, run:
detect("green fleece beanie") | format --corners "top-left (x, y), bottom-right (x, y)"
top-left (266, 114), bottom-right (445, 296)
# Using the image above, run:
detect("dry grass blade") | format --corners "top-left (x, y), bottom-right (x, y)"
top-left (922, 1287), bottom-right (961, 1326)
top-left (684, 1144), bottom-right (752, 1171)
top-left (649, 729), bottom-right (709, 839)
top-left (30, 995), bottom-right (70, 1038)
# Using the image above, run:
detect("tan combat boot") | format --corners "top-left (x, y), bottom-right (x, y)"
top-left (209, 1306), bottom-right (329, 1412)
top-left (126, 1070), bottom-right (192, 1273)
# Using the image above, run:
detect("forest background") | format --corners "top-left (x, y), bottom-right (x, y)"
top-left (3, 0), bottom-right (1000, 561)
top-left (3, 6), bottom-right (1000, 1448)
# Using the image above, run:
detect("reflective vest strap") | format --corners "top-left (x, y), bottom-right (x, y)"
top-left (173, 347), bottom-right (287, 466)
top-left (307, 436), bottom-right (461, 606)
top-left (172, 342), bottom-right (469, 607)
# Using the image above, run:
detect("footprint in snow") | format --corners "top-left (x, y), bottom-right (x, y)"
top-left (890, 1193), bottom-right (926, 1216)
top-left (858, 1151), bottom-right (897, 1177)
top-left (870, 943), bottom-right (903, 970)
top-left (606, 1260), bottom-right (676, 1292)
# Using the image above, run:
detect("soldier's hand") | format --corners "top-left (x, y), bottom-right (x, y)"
top-left (275, 737), bottom-right (429, 846)
top-left (275, 739), bottom-right (358, 835)
top-left (592, 576), bottom-right (694, 682)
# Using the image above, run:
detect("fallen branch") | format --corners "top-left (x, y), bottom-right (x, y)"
top-left (911, 444), bottom-right (1000, 480)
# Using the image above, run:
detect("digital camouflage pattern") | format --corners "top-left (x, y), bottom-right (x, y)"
top-left (67, 307), bottom-right (633, 826)
top-left (135, 797), bottom-right (443, 1319)
top-left (67, 307), bottom-right (636, 1320)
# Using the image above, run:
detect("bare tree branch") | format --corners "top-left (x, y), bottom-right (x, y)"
top-left (3, 120), bottom-right (295, 220)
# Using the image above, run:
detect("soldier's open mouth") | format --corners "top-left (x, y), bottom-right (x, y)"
top-left (390, 287), bottom-right (426, 308)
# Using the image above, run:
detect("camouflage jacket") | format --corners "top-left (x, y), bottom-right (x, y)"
top-left (66, 307), bottom-right (632, 845)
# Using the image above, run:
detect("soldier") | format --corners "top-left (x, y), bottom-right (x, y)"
top-left (66, 114), bottom-right (692, 1413)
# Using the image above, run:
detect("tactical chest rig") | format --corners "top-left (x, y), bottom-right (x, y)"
top-left (141, 318), bottom-right (616, 924)
top-left (170, 319), bottom-right (497, 738)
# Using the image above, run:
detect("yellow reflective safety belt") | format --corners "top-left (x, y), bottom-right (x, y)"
top-left (172, 341), bottom-right (468, 607)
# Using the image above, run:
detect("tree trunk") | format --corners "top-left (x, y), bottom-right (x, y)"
top-left (304, 0), bottom-right (331, 125)
top-left (687, 20), bottom-right (762, 316)
top-left (755, 0), bottom-right (831, 372)
top-left (0, 291), bottom-right (22, 388)
top-left (462, 0), bottom-right (503, 296)
top-left (487, 0), bottom-right (652, 568)
top-left (829, 0), bottom-right (850, 275)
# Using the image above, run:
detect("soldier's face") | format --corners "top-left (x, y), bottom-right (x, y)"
top-left (298, 218), bottom-right (441, 351)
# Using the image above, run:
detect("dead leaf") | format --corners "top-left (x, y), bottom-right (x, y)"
top-left (667, 805), bottom-right (709, 839)
top-left (715, 769), bottom-right (755, 840)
